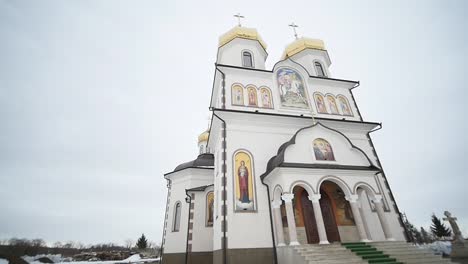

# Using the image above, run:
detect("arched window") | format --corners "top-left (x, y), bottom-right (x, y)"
top-left (173, 201), bottom-right (181, 232)
top-left (314, 61), bottom-right (326, 77)
top-left (242, 51), bottom-right (253, 68)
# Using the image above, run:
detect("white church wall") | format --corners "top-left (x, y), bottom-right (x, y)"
top-left (283, 124), bottom-right (371, 166)
top-left (220, 62), bottom-right (360, 122)
top-left (222, 123), bottom-right (294, 249)
top-left (288, 50), bottom-right (331, 78)
top-left (217, 38), bottom-right (266, 70)
top-left (163, 169), bottom-right (214, 253)
top-left (191, 188), bottom-right (214, 252)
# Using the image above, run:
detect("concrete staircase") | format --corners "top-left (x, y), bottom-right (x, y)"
top-left (342, 242), bottom-right (402, 263)
top-left (293, 244), bottom-right (367, 264)
top-left (370, 241), bottom-right (457, 264)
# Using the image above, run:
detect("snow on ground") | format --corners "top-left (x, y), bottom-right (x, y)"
top-left (21, 254), bottom-right (159, 264)
top-left (418, 241), bottom-right (452, 255)
top-left (0, 258), bottom-right (9, 264)
top-left (53, 254), bottom-right (159, 264)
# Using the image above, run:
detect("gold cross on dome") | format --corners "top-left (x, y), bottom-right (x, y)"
top-left (289, 22), bottom-right (299, 39)
top-left (234, 13), bottom-right (245, 27)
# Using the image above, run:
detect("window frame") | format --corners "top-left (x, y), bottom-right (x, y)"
top-left (242, 50), bottom-right (254, 68)
top-left (172, 201), bottom-right (182, 232)
top-left (314, 61), bottom-right (327, 77)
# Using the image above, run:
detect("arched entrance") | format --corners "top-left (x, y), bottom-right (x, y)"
top-left (320, 180), bottom-right (357, 243)
top-left (300, 189), bottom-right (319, 243)
top-left (320, 188), bottom-right (341, 242)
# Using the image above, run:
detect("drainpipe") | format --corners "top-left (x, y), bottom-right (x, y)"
top-left (159, 177), bottom-right (172, 263)
top-left (184, 190), bottom-right (192, 264)
top-left (369, 123), bottom-right (410, 241)
top-left (260, 179), bottom-right (278, 264)
top-left (212, 112), bottom-right (227, 264)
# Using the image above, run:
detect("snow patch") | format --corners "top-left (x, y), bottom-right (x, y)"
top-left (0, 258), bottom-right (9, 264)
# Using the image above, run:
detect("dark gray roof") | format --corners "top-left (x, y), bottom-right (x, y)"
top-left (261, 122), bottom-right (379, 180)
top-left (186, 184), bottom-right (214, 192)
top-left (173, 153), bottom-right (214, 173)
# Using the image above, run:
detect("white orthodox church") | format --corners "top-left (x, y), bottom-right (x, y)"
top-left (160, 25), bottom-right (418, 264)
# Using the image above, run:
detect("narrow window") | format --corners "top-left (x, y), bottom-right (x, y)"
top-left (314, 61), bottom-right (326, 77)
top-left (242, 51), bottom-right (253, 68)
top-left (173, 202), bottom-right (181, 232)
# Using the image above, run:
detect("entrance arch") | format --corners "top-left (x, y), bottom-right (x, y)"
top-left (292, 186), bottom-right (319, 244)
top-left (319, 189), bottom-right (341, 242)
top-left (319, 180), bottom-right (357, 243)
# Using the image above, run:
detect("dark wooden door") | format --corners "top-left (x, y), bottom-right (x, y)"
top-left (320, 190), bottom-right (341, 242)
top-left (300, 191), bottom-right (319, 243)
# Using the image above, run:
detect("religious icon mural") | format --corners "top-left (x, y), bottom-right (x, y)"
top-left (321, 182), bottom-right (355, 226)
top-left (206, 192), bottom-right (214, 226)
top-left (337, 95), bottom-right (353, 116)
top-left (314, 93), bottom-right (328, 114)
top-left (231, 84), bottom-right (244, 106)
top-left (326, 95), bottom-right (339, 114)
top-left (234, 151), bottom-right (256, 211)
top-left (276, 68), bottom-right (309, 109)
top-left (247, 86), bottom-right (258, 107)
top-left (260, 87), bottom-right (273, 108)
top-left (313, 138), bottom-right (335, 161)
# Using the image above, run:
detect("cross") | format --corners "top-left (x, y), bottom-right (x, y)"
top-left (206, 114), bottom-right (211, 129)
top-left (234, 13), bottom-right (244, 27)
top-left (289, 22), bottom-right (299, 39)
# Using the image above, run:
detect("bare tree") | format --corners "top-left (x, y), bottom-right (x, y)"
top-left (63, 241), bottom-right (75, 249)
top-left (31, 239), bottom-right (46, 248)
top-left (53, 241), bottom-right (63, 248)
top-left (124, 239), bottom-right (134, 249)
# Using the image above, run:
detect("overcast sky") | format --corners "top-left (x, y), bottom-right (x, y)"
top-left (1, 0), bottom-right (467, 246)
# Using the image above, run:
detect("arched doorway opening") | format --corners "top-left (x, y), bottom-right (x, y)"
top-left (292, 186), bottom-right (319, 244)
top-left (320, 180), bottom-right (356, 242)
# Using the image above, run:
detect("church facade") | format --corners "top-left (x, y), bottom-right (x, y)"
top-left (160, 26), bottom-right (408, 264)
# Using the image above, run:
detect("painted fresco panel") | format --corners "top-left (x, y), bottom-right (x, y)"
top-left (314, 93), bottom-right (328, 114)
top-left (206, 192), bottom-right (214, 226)
top-left (260, 87), bottom-right (273, 108)
top-left (247, 87), bottom-right (258, 106)
top-left (337, 95), bottom-right (353, 116)
top-left (276, 68), bottom-right (309, 109)
top-left (313, 138), bottom-right (335, 161)
top-left (326, 95), bottom-right (339, 114)
top-left (234, 151), bottom-right (256, 211)
top-left (232, 85), bottom-right (244, 106)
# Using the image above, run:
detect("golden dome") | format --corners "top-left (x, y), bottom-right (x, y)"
top-left (282, 37), bottom-right (326, 59)
top-left (198, 129), bottom-right (210, 143)
top-left (218, 26), bottom-right (267, 50)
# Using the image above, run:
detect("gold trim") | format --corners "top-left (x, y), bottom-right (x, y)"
top-left (219, 26), bottom-right (267, 50)
top-left (282, 37), bottom-right (326, 59)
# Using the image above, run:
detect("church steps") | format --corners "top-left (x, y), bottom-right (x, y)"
top-left (370, 241), bottom-right (458, 264)
top-left (292, 244), bottom-right (367, 264)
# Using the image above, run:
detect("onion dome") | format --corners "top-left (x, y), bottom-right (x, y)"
top-left (218, 26), bottom-right (267, 50)
top-left (282, 37), bottom-right (326, 59)
top-left (198, 129), bottom-right (210, 143)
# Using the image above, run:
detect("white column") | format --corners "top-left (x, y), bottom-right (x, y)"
top-left (346, 195), bottom-right (370, 242)
top-left (272, 200), bottom-right (286, 247)
top-left (372, 195), bottom-right (395, 241)
top-left (309, 194), bottom-right (329, 244)
top-left (281, 193), bottom-right (299, 246)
